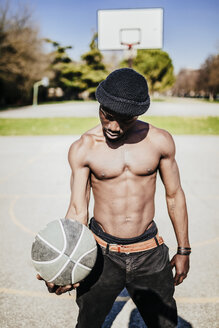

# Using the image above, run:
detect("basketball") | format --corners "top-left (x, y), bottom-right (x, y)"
top-left (31, 219), bottom-right (97, 286)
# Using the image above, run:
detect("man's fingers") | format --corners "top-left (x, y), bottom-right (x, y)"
top-left (55, 283), bottom-right (80, 295)
top-left (174, 273), bottom-right (179, 286)
top-left (46, 281), bottom-right (55, 288)
top-left (45, 281), bottom-right (58, 293)
top-left (36, 274), bottom-right (43, 280)
top-left (36, 272), bottom-right (80, 295)
top-left (61, 284), bottom-right (73, 294)
top-left (174, 273), bottom-right (187, 286)
top-left (55, 286), bottom-right (63, 295)
top-left (170, 259), bottom-right (175, 269)
top-left (175, 276), bottom-right (184, 286)
top-left (36, 274), bottom-right (56, 293)
top-left (55, 285), bottom-right (72, 295)
top-left (170, 255), bottom-right (176, 269)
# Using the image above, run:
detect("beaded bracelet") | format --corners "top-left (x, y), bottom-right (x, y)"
top-left (177, 246), bottom-right (191, 255)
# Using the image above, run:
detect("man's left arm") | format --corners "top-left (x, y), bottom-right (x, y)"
top-left (158, 132), bottom-right (190, 286)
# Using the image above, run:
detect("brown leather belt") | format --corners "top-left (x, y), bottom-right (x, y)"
top-left (93, 233), bottom-right (164, 253)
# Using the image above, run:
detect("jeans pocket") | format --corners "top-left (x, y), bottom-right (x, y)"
top-left (133, 243), bottom-right (170, 275)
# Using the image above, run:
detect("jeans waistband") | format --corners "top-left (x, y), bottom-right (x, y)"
top-left (89, 217), bottom-right (157, 245)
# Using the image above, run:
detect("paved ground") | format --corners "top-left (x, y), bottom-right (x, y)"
top-left (0, 133), bottom-right (218, 328)
top-left (0, 99), bottom-right (219, 118)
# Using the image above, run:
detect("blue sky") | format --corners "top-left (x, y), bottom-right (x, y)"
top-left (14, 0), bottom-right (219, 73)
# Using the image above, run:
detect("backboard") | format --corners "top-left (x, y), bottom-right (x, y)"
top-left (97, 8), bottom-right (163, 51)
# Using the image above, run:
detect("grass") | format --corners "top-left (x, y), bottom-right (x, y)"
top-left (0, 117), bottom-right (98, 135)
top-left (0, 116), bottom-right (219, 136)
top-left (142, 116), bottom-right (219, 135)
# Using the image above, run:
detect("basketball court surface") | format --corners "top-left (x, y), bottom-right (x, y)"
top-left (0, 129), bottom-right (218, 327)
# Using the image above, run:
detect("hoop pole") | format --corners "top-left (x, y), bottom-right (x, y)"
top-left (128, 54), bottom-right (133, 68)
top-left (33, 81), bottom-right (42, 106)
top-left (121, 42), bottom-right (139, 68)
top-left (127, 44), bottom-right (133, 68)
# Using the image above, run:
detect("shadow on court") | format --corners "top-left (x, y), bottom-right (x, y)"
top-left (103, 289), bottom-right (193, 328)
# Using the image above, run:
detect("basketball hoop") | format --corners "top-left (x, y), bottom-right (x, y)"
top-left (121, 42), bottom-right (140, 50)
top-left (97, 8), bottom-right (164, 67)
top-left (98, 8), bottom-right (163, 51)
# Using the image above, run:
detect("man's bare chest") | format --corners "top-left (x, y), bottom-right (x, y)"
top-left (87, 142), bottom-right (160, 179)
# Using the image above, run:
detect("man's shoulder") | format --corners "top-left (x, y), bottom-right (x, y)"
top-left (148, 123), bottom-right (175, 155)
top-left (149, 123), bottom-right (173, 141)
top-left (68, 125), bottom-right (102, 156)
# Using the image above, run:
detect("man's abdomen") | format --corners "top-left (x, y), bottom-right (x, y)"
top-left (92, 173), bottom-right (157, 238)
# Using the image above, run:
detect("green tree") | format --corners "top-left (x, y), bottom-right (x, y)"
top-left (80, 33), bottom-right (108, 99)
top-left (45, 33), bottom-right (108, 100)
top-left (45, 39), bottom-right (90, 100)
top-left (45, 39), bottom-right (82, 99)
top-left (0, 2), bottom-right (49, 106)
top-left (121, 49), bottom-right (175, 94)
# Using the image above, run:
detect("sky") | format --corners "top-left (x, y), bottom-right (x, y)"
top-left (11, 0), bottom-right (219, 73)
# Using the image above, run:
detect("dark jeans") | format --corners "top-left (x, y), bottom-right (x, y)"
top-left (76, 222), bottom-right (177, 328)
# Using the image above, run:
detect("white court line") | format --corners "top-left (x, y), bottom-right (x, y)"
top-left (0, 287), bottom-right (218, 304)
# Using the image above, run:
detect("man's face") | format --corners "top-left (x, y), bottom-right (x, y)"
top-left (99, 106), bottom-right (138, 141)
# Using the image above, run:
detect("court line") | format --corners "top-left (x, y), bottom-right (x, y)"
top-left (7, 194), bottom-right (219, 250)
top-left (176, 297), bottom-right (219, 304)
top-left (192, 237), bottom-right (219, 248)
top-left (0, 287), bottom-right (218, 304)
top-left (0, 287), bottom-right (72, 300)
top-left (8, 194), bottom-right (219, 247)
top-left (0, 153), bottom-right (46, 183)
top-left (8, 193), bottom-right (69, 236)
top-left (9, 195), bottom-right (36, 236)
top-left (0, 140), bottom-right (67, 184)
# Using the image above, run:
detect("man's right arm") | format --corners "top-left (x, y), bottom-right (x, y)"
top-left (65, 136), bottom-right (91, 225)
top-left (37, 135), bottom-right (91, 295)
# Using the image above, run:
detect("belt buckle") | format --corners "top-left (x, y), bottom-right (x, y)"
top-left (118, 244), bottom-right (129, 253)
top-left (109, 243), bottom-right (124, 253)
top-left (107, 243), bottom-right (119, 253)
top-left (108, 243), bottom-right (131, 254)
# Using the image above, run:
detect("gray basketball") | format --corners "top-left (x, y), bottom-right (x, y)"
top-left (31, 219), bottom-right (97, 285)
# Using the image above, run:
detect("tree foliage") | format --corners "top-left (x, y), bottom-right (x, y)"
top-left (121, 49), bottom-right (175, 94)
top-left (46, 33), bottom-right (108, 100)
top-left (45, 39), bottom-right (82, 99)
top-left (0, 2), bottom-right (49, 106)
top-left (80, 33), bottom-right (108, 98)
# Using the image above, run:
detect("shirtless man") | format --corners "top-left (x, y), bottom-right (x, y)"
top-left (38, 68), bottom-right (190, 328)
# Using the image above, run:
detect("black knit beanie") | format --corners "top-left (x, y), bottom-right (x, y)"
top-left (95, 68), bottom-right (150, 116)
